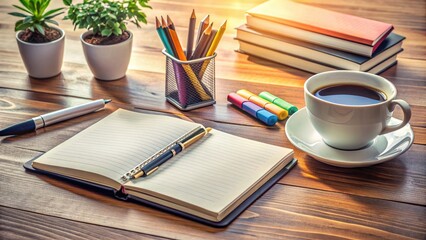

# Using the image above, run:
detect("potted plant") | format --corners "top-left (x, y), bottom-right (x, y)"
top-left (63, 0), bottom-right (151, 81)
top-left (9, 0), bottom-right (65, 78)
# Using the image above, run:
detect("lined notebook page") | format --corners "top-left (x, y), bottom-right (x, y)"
top-left (33, 109), bottom-right (201, 182)
top-left (125, 129), bottom-right (293, 214)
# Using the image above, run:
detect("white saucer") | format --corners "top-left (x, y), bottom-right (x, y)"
top-left (285, 108), bottom-right (414, 168)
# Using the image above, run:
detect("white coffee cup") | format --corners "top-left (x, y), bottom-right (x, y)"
top-left (304, 71), bottom-right (411, 150)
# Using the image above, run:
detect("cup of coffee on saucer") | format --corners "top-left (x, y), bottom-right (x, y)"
top-left (285, 71), bottom-right (414, 167)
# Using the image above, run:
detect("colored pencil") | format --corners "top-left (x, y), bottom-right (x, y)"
top-left (167, 15), bottom-right (187, 61)
top-left (155, 17), bottom-right (174, 56)
top-left (198, 20), bottom-right (227, 79)
top-left (196, 15), bottom-right (209, 43)
top-left (166, 15), bottom-right (211, 101)
top-left (201, 29), bottom-right (217, 58)
top-left (186, 9), bottom-right (196, 58)
top-left (206, 20), bottom-right (227, 57)
top-left (190, 23), bottom-right (212, 60)
top-left (161, 16), bottom-right (177, 56)
top-left (155, 17), bottom-right (187, 105)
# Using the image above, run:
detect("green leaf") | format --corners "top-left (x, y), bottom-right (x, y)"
top-left (44, 12), bottom-right (64, 20)
top-left (63, 0), bottom-right (72, 7)
top-left (18, 0), bottom-right (33, 12)
top-left (42, 7), bottom-right (64, 18)
top-left (107, 13), bottom-right (117, 20)
top-left (15, 20), bottom-right (32, 31)
top-left (45, 19), bottom-right (59, 26)
top-left (8, 12), bottom-right (28, 18)
top-left (113, 25), bottom-right (122, 35)
top-left (32, 0), bottom-right (39, 16)
top-left (35, 24), bottom-right (45, 35)
top-left (138, 0), bottom-right (152, 9)
top-left (12, 4), bottom-right (32, 14)
top-left (14, 19), bottom-right (24, 31)
top-left (39, 0), bottom-right (51, 15)
top-left (23, 16), bottom-right (32, 23)
top-left (101, 28), bottom-right (112, 36)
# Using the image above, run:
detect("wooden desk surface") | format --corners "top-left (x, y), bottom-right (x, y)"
top-left (1, 0), bottom-right (425, 239)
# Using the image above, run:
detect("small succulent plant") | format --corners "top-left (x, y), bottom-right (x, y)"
top-left (9, 0), bottom-right (64, 36)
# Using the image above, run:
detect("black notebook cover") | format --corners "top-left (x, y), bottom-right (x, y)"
top-left (23, 157), bottom-right (297, 227)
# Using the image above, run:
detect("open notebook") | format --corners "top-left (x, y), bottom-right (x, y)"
top-left (25, 109), bottom-right (296, 226)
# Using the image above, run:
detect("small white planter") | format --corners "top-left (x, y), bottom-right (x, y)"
top-left (81, 30), bottom-right (133, 81)
top-left (16, 27), bottom-right (65, 78)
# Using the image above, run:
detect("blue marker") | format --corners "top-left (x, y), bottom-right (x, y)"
top-left (227, 93), bottom-right (278, 126)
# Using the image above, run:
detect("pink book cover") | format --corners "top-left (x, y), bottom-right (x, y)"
top-left (247, 0), bottom-right (394, 47)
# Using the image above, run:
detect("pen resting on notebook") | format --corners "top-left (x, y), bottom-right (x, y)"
top-left (133, 127), bottom-right (212, 178)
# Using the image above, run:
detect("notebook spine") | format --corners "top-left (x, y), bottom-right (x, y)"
top-left (120, 126), bottom-right (205, 183)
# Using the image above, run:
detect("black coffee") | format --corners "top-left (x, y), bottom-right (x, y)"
top-left (314, 84), bottom-right (386, 105)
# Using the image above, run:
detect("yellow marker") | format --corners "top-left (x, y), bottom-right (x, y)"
top-left (237, 89), bottom-right (288, 120)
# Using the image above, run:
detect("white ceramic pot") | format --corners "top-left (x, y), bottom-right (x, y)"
top-left (16, 27), bottom-right (65, 78)
top-left (81, 30), bottom-right (133, 81)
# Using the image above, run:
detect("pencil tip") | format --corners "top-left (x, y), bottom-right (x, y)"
top-left (205, 23), bottom-right (213, 34)
top-left (191, 9), bottom-right (196, 18)
top-left (222, 20), bottom-right (227, 28)
top-left (167, 15), bottom-right (172, 23)
top-left (104, 99), bottom-right (112, 104)
top-left (202, 14), bottom-right (209, 23)
top-left (161, 16), bottom-right (167, 27)
top-left (155, 17), bottom-right (160, 28)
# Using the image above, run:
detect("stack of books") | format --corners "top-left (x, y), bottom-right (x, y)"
top-left (236, 0), bottom-right (405, 74)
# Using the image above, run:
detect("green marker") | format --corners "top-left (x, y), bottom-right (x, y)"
top-left (259, 91), bottom-right (298, 115)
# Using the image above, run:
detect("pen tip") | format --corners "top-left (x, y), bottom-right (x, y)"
top-left (206, 127), bottom-right (212, 133)
top-left (104, 99), bottom-right (112, 104)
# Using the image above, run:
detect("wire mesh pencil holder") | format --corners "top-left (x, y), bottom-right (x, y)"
top-left (163, 49), bottom-right (216, 111)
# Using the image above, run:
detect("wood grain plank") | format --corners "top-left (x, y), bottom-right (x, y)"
top-left (0, 207), bottom-right (167, 240)
top-left (0, 69), bottom-right (424, 129)
top-left (1, 96), bottom-right (425, 207)
top-left (0, 159), bottom-right (425, 240)
top-left (0, 82), bottom-right (422, 125)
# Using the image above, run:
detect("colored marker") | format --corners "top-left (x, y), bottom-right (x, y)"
top-left (237, 89), bottom-right (288, 120)
top-left (227, 93), bottom-right (278, 126)
top-left (259, 91), bottom-right (298, 115)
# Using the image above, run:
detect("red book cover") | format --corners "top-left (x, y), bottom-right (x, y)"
top-left (247, 0), bottom-right (393, 47)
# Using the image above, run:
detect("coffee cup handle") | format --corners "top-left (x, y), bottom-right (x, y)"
top-left (380, 99), bottom-right (411, 135)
